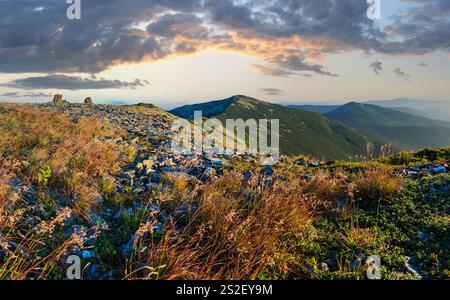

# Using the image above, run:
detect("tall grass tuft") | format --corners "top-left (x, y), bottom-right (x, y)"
top-left (128, 172), bottom-right (328, 280)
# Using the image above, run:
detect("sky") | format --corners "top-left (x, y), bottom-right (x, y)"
top-left (0, 0), bottom-right (449, 109)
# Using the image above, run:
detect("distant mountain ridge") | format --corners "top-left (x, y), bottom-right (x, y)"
top-left (287, 99), bottom-right (450, 119)
top-left (170, 95), bottom-right (375, 160)
top-left (364, 99), bottom-right (450, 122)
top-left (325, 102), bottom-right (450, 150)
top-left (287, 104), bottom-right (340, 115)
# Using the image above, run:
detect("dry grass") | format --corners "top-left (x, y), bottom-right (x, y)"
top-left (0, 104), bottom-right (120, 279)
top-left (301, 172), bottom-right (352, 208)
top-left (354, 167), bottom-right (404, 207)
top-left (0, 158), bottom-right (91, 280)
top-left (127, 168), bottom-right (403, 280)
top-left (0, 159), bottom-right (19, 227)
top-left (0, 104), bottom-right (121, 217)
top-left (341, 227), bottom-right (380, 250)
top-left (0, 207), bottom-right (88, 280)
top-left (128, 172), bottom-right (327, 280)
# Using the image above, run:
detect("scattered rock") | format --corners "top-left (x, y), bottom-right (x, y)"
top-left (243, 170), bottom-right (254, 180)
top-left (8, 178), bottom-right (23, 187)
top-left (114, 208), bottom-right (134, 219)
top-left (175, 203), bottom-right (194, 226)
top-left (432, 165), bottom-right (446, 174)
top-left (81, 250), bottom-right (96, 260)
top-left (350, 258), bottom-right (362, 271)
top-left (85, 264), bottom-right (102, 280)
top-left (297, 159), bottom-right (307, 166)
top-left (153, 222), bottom-right (163, 234)
top-left (400, 163), bottom-right (448, 178)
top-left (317, 262), bottom-right (329, 272)
top-left (159, 212), bottom-right (172, 224)
top-left (417, 231), bottom-right (429, 242)
top-left (404, 256), bottom-right (423, 279)
top-left (263, 165), bottom-right (274, 176)
top-left (90, 212), bottom-right (108, 228)
top-left (150, 172), bottom-right (162, 184)
top-left (198, 167), bottom-right (215, 182)
top-left (121, 236), bottom-right (135, 258)
top-left (133, 187), bottom-right (145, 194)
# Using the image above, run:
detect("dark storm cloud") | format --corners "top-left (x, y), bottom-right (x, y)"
top-left (0, 0), bottom-right (205, 73)
top-left (370, 61), bottom-right (383, 75)
top-left (260, 88), bottom-right (284, 96)
top-left (0, 0), bottom-right (448, 76)
top-left (147, 13), bottom-right (210, 40)
top-left (372, 0), bottom-right (450, 55)
top-left (4, 75), bottom-right (150, 90)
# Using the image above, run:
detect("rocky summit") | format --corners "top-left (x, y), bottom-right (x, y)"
top-left (35, 99), bottom-right (230, 185)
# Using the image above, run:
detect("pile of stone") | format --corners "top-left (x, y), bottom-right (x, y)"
top-left (399, 163), bottom-right (449, 178)
top-left (84, 97), bottom-right (94, 106)
top-left (52, 94), bottom-right (67, 105)
top-left (296, 159), bottom-right (334, 168)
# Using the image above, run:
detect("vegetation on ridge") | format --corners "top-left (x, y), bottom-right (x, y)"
top-left (170, 95), bottom-right (376, 160)
top-left (0, 104), bottom-right (448, 280)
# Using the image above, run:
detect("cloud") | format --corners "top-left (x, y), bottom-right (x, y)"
top-left (393, 68), bottom-right (411, 81)
top-left (372, 0), bottom-right (450, 55)
top-left (251, 55), bottom-right (335, 78)
top-left (370, 61), bottom-right (383, 75)
top-left (0, 92), bottom-right (53, 98)
top-left (0, 0), bottom-right (448, 77)
top-left (260, 88), bottom-right (284, 96)
top-left (3, 75), bottom-right (150, 90)
top-left (269, 55), bottom-right (338, 77)
top-left (0, 92), bottom-right (20, 98)
top-left (251, 64), bottom-right (294, 77)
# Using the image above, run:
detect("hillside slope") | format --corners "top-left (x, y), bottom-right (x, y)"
top-left (170, 96), bottom-right (375, 160)
top-left (287, 104), bottom-right (340, 115)
top-left (325, 102), bottom-right (450, 149)
top-left (123, 103), bottom-right (177, 120)
top-left (169, 98), bottom-right (237, 119)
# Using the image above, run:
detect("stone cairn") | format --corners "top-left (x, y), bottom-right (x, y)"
top-left (52, 94), bottom-right (66, 105)
top-left (84, 97), bottom-right (94, 106)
